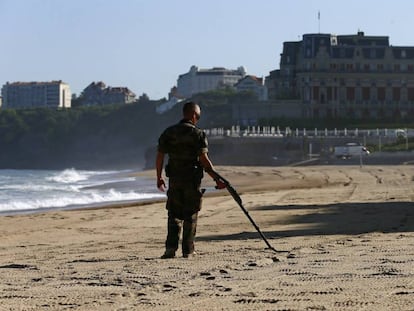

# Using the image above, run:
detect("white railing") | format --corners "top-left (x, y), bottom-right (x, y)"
top-left (205, 126), bottom-right (412, 138)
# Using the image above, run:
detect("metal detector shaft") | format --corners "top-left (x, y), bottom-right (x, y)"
top-left (212, 170), bottom-right (279, 253)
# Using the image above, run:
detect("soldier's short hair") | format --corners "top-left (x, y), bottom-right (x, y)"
top-left (183, 101), bottom-right (198, 115)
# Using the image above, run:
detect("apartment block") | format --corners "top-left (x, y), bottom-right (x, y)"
top-left (177, 65), bottom-right (246, 98)
top-left (266, 31), bottom-right (414, 119)
top-left (1, 81), bottom-right (71, 109)
top-left (79, 81), bottom-right (136, 106)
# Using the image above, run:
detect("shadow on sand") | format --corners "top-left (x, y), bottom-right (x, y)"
top-left (198, 201), bottom-right (414, 242)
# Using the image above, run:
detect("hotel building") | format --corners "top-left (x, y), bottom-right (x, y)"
top-left (177, 65), bottom-right (246, 98)
top-left (1, 81), bottom-right (71, 109)
top-left (266, 31), bottom-right (414, 119)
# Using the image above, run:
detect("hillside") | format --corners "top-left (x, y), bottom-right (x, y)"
top-left (0, 102), bottom-right (160, 169)
top-left (0, 92), bottom-right (412, 169)
top-left (0, 90), bottom-right (241, 169)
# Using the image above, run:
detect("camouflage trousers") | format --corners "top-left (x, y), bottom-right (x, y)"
top-left (165, 183), bottom-right (203, 255)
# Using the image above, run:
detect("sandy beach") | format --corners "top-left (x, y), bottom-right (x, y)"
top-left (0, 165), bottom-right (413, 310)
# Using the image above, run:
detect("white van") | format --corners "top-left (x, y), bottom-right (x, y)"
top-left (334, 143), bottom-right (370, 159)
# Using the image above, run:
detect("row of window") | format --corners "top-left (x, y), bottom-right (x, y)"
top-left (326, 63), bottom-right (414, 72)
top-left (311, 107), bottom-right (413, 119)
top-left (312, 86), bottom-right (414, 101)
top-left (284, 63), bottom-right (414, 74)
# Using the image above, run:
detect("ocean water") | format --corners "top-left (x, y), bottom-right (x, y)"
top-left (0, 168), bottom-right (165, 214)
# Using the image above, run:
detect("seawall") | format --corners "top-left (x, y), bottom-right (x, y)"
top-left (145, 135), bottom-right (414, 168)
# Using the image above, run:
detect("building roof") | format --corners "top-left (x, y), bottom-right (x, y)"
top-left (82, 81), bottom-right (136, 97)
top-left (6, 80), bottom-right (68, 86)
top-left (235, 75), bottom-right (263, 86)
top-left (105, 87), bottom-right (136, 96)
top-left (179, 65), bottom-right (246, 78)
top-left (291, 31), bottom-right (414, 60)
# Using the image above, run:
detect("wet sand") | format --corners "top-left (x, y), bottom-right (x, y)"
top-left (0, 165), bottom-right (413, 310)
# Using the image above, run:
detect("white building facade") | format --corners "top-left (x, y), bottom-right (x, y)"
top-left (176, 65), bottom-right (246, 98)
top-left (1, 81), bottom-right (71, 109)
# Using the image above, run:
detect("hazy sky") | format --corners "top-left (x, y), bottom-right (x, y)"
top-left (2, 0), bottom-right (414, 99)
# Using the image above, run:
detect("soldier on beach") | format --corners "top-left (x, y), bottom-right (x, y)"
top-left (156, 101), bottom-right (226, 259)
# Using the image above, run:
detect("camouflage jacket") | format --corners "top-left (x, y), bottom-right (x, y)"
top-left (158, 119), bottom-right (208, 182)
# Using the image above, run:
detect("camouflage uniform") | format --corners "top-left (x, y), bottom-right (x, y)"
top-left (158, 119), bottom-right (208, 255)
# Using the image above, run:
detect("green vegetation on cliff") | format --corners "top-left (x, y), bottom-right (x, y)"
top-left (0, 101), bottom-right (162, 169)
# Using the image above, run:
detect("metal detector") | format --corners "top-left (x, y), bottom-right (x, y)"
top-left (212, 170), bottom-right (282, 253)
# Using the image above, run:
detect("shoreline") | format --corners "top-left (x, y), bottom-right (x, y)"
top-left (0, 167), bottom-right (163, 216)
top-left (1, 163), bottom-right (411, 216)
top-left (0, 196), bottom-right (168, 217)
top-left (0, 165), bottom-right (413, 310)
